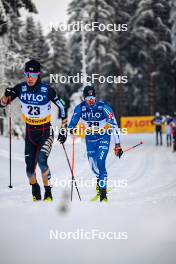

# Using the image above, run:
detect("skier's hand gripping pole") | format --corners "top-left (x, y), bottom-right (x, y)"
top-left (0, 88), bottom-right (16, 107)
top-left (114, 141), bottom-right (143, 157)
top-left (114, 143), bottom-right (123, 159)
top-left (57, 128), bottom-right (67, 144)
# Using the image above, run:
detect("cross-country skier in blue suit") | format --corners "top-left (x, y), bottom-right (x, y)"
top-left (68, 86), bottom-right (123, 202)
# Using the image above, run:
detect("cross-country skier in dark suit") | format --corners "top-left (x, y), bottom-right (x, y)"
top-left (0, 60), bottom-right (67, 202)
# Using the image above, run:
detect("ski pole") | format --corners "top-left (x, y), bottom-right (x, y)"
top-left (123, 141), bottom-right (143, 153)
top-left (71, 135), bottom-right (75, 201)
top-left (62, 143), bottom-right (81, 201)
top-left (8, 99), bottom-right (13, 188)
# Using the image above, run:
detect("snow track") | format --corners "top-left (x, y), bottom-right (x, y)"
top-left (0, 134), bottom-right (176, 264)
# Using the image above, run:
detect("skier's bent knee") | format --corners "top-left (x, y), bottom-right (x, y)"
top-left (38, 152), bottom-right (49, 173)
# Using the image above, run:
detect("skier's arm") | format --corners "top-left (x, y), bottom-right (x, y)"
top-left (48, 86), bottom-right (67, 128)
top-left (68, 105), bottom-right (82, 133)
top-left (0, 85), bottom-right (19, 108)
top-left (103, 104), bottom-right (120, 144)
top-left (103, 104), bottom-right (123, 158)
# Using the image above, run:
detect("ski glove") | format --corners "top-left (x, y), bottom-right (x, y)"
top-left (57, 128), bottom-right (67, 144)
top-left (5, 88), bottom-right (15, 97)
top-left (69, 128), bottom-right (74, 135)
top-left (114, 143), bottom-right (123, 159)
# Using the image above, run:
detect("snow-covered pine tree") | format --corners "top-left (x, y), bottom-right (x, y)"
top-left (115, 0), bottom-right (140, 116)
top-left (170, 0), bottom-right (176, 106)
top-left (68, 0), bottom-right (124, 108)
top-left (0, 0), bottom-right (37, 129)
top-left (0, 0), bottom-right (37, 36)
top-left (128, 0), bottom-right (173, 115)
top-left (4, 12), bottom-right (24, 84)
top-left (170, 0), bottom-right (176, 50)
top-left (47, 28), bottom-right (72, 106)
top-left (67, 0), bottom-right (85, 94)
top-left (48, 28), bottom-right (70, 75)
top-left (34, 22), bottom-right (50, 81)
top-left (0, 0), bottom-right (37, 88)
top-left (68, 0), bottom-right (132, 119)
top-left (84, 0), bottom-right (116, 98)
top-left (21, 16), bottom-right (39, 60)
top-left (8, 13), bottom-right (23, 53)
top-left (102, 0), bottom-right (131, 118)
top-left (0, 0), bottom-right (7, 35)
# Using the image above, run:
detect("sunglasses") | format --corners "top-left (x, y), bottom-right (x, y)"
top-left (85, 96), bottom-right (96, 100)
top-left (24, 72), bottom-right (41, 78)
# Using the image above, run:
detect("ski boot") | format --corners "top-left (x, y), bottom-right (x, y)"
top-left (100, 189), bottom-right (108, 203)
top-left (44, 186), bottom-right (53, 202)
top-left (32, 182), bottom-right (41, 201)
top-left (90, 179), bottom-right (100, 202)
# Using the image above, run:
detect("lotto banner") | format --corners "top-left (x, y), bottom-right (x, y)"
top-left (121, 116), bottom-right (156, 134)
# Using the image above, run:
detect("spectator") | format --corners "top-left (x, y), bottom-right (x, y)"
top-left (152, 112), bottom-right (164, 146)
top-left (165, 114), bottom-right (172, 147)
top-left (171, 112), bottom-right (176, 152)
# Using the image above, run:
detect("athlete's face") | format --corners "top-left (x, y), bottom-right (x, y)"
top-left (85, 96), bottom-right (96, 107)
top-left (24, 72), bottom-right (40, 86)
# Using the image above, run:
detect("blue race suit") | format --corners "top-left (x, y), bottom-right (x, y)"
top-left (68, 101), bottom-right (120, 190)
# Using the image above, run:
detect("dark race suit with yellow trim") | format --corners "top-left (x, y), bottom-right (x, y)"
top-left (0, 81), bottom-right (67, 183)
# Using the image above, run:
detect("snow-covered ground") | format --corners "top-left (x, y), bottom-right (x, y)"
top-left (0, 134), bottom-right (176, 264)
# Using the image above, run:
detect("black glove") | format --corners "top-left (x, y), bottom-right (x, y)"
top-left (5, 88), bottom-right (15, 97)
top-left (114, 143), bottom-right (123, 159)
top-left (69, 128), bottom-right (74, 135)
top-left (57, 128), bottom-right (67, 144)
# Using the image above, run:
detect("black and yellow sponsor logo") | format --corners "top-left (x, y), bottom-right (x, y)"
top-left (22, 114), bottom-right (51, 125)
